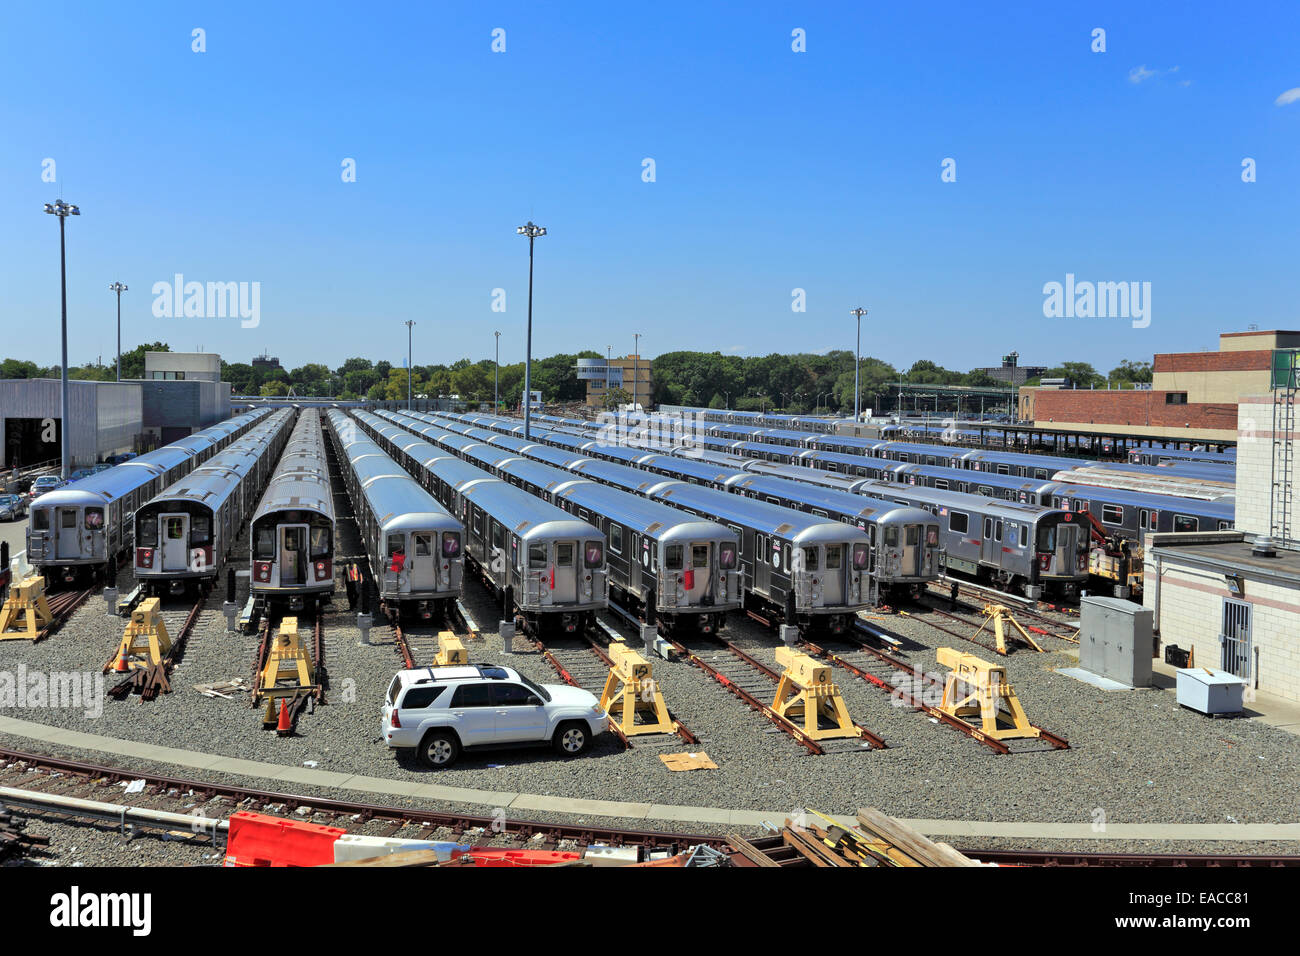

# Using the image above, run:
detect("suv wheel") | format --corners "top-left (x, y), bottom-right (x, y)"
top-left (418, 730), bottom-right (460, 769)
top-left (553, 721), bottom-right (590, 757)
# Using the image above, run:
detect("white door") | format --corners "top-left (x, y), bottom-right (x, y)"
top-left (492, 684), bottom-right (550, 742)
top-left (56, 508), bottom-right (81, 559)
top-left (409, 532), bottom-right (436, 591)
top-left (280, 524), bottom-right (308, 586)
top-left (822, 544), bottom-right (844, 603)
top-left (161, 513), bottom-right (190, 571)
top-left (447, 683), bottom-right (496, 745)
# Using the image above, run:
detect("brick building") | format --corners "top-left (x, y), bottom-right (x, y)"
top-left (1019, 330), bottom-right (1300, 443)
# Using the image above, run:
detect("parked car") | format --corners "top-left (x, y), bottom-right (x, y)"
top-left (381, 664), bottom-right (607, 768)
top-left (105, 452), bottom-right (137, 465)
top-left (69, 468), bottom-right (94, 482)
top-left (0, 494), bottom-right (26, 521)
top-left (26, 475), bottom-right (65, 501)
top-left (90, 463), bottom-right (113, 474)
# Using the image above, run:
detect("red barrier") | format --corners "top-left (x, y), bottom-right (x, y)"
top-left (223, 811), bottom-right (347, 867)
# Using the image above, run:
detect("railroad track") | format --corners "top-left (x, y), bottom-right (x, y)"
top-left (799, 623), bottom-right (1068, 754)
top-left (1, 747), bottom-right (1294, 868)
top-left (661, 627), bottom-right (885, 756)
top-left (18, 584), bottom-right (96, 643)
top-left (105, 588), bottom-right (208, 702)
top-left (250, 608), bottom-right (326, 732)
top-left (925, 580), bottom-right (1082, 644)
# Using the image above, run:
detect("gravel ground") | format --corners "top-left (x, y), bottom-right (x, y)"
top-left (3, 452), bottom-right (1297, 862)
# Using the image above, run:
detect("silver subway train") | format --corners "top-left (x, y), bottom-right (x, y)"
top-left (133, 408), bottom-right (295, 593)
top-left (26, 408), bottom-right (272, 585)
top-left (249, 409), bottom-right (336, 610)
top-left (324, 409), bottom-right (464, 619)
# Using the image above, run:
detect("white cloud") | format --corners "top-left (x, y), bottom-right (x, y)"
top-left (1276, 87), bottom-right (1300, 106)
top-left (1129, 65), bottom-right (1157, 84)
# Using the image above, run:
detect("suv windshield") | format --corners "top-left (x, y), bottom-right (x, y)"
top-left (516, 672), bottom-right (552, 703)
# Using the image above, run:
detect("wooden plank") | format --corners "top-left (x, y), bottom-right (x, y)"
top-left (855, 808), bottom-right (978, 867)
top-left (726, 833), bottom-right (781, 867)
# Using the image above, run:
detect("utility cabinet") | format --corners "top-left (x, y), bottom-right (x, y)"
top-left (1079, 596), bottom-right (1153, 687)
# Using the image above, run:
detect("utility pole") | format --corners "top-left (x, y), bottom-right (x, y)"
top-left (633, 333), bottom-right (641, 410)
top-left (109, 282), bottom-right (128, 382)
top-left (405, 319), bottom-right (415, 409)
top-left (517, 221), bottom-right (546, 438)
top-left (494, 330), bottom-right (501, 410)
top-left (849, 307), bottom-right (867, 422)
top-left (45, 200), bottom-right (80, 480)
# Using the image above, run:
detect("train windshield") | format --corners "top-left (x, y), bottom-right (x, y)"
top-left (191, 516), bottom-right (211, 544)
top-left (1037, 524), bottom-right (1056, 552)
top-left (137, 514), bottom-right (157, 544)
top-left (254, 527), bottom-right (275, 559)
top-left (310, 526), bottom-right (331, 557)
top-left (884, 527), bottom-right (899, 548)
top-left (802, 547), bottom-right (819, 571)
top-left (528, 545), bottom-right (546, 569)
top-left (665, 545), bottom-right (683, 570)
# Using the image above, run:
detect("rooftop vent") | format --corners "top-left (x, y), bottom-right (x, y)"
top-left (1251, 536), bottom-right (1279, 558)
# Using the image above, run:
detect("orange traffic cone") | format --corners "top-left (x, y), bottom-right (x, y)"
top-left (114, 645), bottom-right (131, 673)
top-left (275, 698), bottom-right (292, 736)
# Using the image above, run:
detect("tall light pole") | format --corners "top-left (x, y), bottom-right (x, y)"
top-left (606, 345), bottom-right (612, 399)
top-left (494, 330), bottom-right (501, 410)
top-left (45, 200), bottom-right (80, 481)
top-left (849, 307), bottom-right (867, 423)
top-left (632, 332), bottom-right (641, 410)
top-left (109, 282), bottom-right (127, 382)
top-left (404, 319), bottom-right (415, 409)
top-left (517, 221), bottom-right (546, 438)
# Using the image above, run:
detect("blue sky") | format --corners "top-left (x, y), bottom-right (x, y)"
top-left (3, 1), bottom-right (1298, 374)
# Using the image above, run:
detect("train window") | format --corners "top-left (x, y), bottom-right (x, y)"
top-left (473, 511), bottom-right (483, 535)
top-left (978, 486), bottom-right (994, 497)
top-left (983, 518), bottom-right (992, 539)
top-left (825, 545), bottom-right (842, 569)
top-left (1076, 502), bottom-right (1089, 514)
top-left (1037, 525), bottom-right (1056, 551)
top-left (442, 532), bottom-right (461, 557)
top-left (1148, 511), bottom-right (1158, 531)
top-left (1034, 470), bottom-right (1048, 480)
top-left (1019, 526), bottom-right (1028, 548)
top-left (610, 524), bottom-right (623, 554)
top-left (719, 542), bottom-right (737, 569)
top-left (766, 496), bottom-right (780, 506)
top-left (492, 523), bottom-right (504, 551)
top-left (137, 514), bottom-right (157, 543)
top-left (166, 517), bottom-right (185, 540)
top-left (310, 527), bottom-right (331, 557)
top-left (255, 527), bottom-right (275, 559)
top-left (528, 545), bottom-right (547, 569)
top-left (33, 509), bottom-right (49, 531)
top-left (692, 545), bottom-right (709, 568)
top-left (884, 527), bottom-right (899, 548)
top-left (993, 521), bottom-right (1002, 543)
top-left (191, 516), bottom-right (210, 544)
top-left (556, 543), bottom-right (575, 566)
top-left (948, 511), bottom-right (968, 534)
top-left (996, 464), bottom-right (1010, 475)
top-left (666, 545), bottom-right (683, 570)
top-left (812, 509), bottom-right (828, 518)
top-left (927, 526), bottom-right (939, 547)
top-left (1218, 521), bottom-right (1231, 531)
top-left (803, 547), bottom-right (820, 571)
top-left (414, 534), bottom-right (432, 557)
top-left (1173, 515), bottom-right (1198, 532)
top-left (1102, 504), bottom-right (1124, 525)
top-left (387, 534), bottom-right (404, 557)
top-left (584, 541), bottom-right (604, 568)
top-left (906, 526), bottom-right (919, 546)
top-left (934, 479), bottom-right (949, 490)
top-left (852, 543), bottom-right (869, 570)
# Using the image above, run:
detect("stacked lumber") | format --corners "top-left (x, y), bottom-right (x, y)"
top-left (727, 807), bottom-right (979, 867)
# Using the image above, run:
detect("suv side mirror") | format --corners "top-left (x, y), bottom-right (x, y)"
top-left (526, 695), bottom-right (542, 707)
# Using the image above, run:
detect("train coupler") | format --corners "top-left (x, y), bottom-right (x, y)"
top-left (0, 575), bottom-right (54, 641)
top-left (599, 642), bottom-right (677, 737)
top-left (103, 598), bottom-right (172, 672)
top-left (935, 647), bottom-right (1042, 741)
top-left (770, 647), bottom-right (862, 741)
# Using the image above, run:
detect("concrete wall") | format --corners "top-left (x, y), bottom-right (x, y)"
top-left (0, 379), bottom-right (141, 466)
top-left (144, 351), bottom-right (221, 382)
top-left (1237, 395), bottom-right (1299, 540)
top-left (1144, 552), bottom-right (1300, 703)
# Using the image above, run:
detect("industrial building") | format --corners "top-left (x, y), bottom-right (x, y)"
top-left (576, 354), bottom-right (653, 409)
top-left (1019, 330), bottom-right (1298, 443)
top-left (143, 350), bottom-right (221, 382)
top-left (973, 352), bottom-right (1047, 388)
top-left (0, 379), bottom-right (141, 469)
top-left (1144, 375), bottom-right (1300, 703)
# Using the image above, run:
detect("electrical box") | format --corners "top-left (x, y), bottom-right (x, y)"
top-left (1078, 596), bottom-right (1153, 688)
top-left (1176, 667), bottom-right (1246, 716)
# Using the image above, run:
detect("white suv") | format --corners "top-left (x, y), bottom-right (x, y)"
top-left (382, 664), bottom-right (608, 768)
